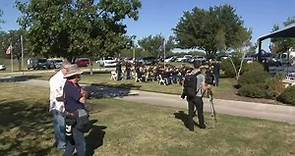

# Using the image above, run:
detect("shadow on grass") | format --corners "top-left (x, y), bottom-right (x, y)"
top-left (0, 100), bottom-right (54, 155)
top-left (0, 75), bottom-right (42, 83)
top-left (85, 123), bottom-right (107, 156)
top-left (84, 83), bottom-right (141, 99)
top-left (174, 111), bottom-right (199, 131)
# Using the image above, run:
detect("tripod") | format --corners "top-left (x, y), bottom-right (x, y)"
top-left (207, 89), bottom-right (217, 128)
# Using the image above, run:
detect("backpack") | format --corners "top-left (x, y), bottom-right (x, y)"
top-left (183, 74), bottom-right (197, 98)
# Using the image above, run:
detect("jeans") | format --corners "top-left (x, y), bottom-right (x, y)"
top-left (52, 109), bottom-right (66, 149)
top-left (187, 96), bottom-right (205, 131)
top-left (64, 125), bottom-right (86, 156)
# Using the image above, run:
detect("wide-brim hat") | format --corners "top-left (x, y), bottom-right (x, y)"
top-left (64, 64), bottom-right (83, 78)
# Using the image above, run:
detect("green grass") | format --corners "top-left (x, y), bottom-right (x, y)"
top-left (0, 83), bottom-right (294, 155)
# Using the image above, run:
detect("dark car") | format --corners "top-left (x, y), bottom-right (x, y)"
top-left (76, 58), bottom-right (91, 67)
top-left (27, 58), bottom-right (49, 70)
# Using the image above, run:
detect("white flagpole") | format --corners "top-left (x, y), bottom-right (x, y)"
top-left (21, 35), bottom-right (24, 71)
top-left (10, 44), bottom-right (13, 72)
top-left (163, 39), bottom-right (166, 66)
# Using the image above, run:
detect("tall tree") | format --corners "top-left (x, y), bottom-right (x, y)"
top-left (173, 4), bottom-right (251, 57)
top-left (271, 17), bottom-right (295, 53)
top-left (16, 0), bottom-right (141, 60)
top-left (138, 34), bottom-right (175, 57)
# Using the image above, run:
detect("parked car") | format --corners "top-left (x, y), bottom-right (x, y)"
top-left (164, 56), bottom-right (177, 63)
top-left (138, 57), bottom-right (158, 65)
top-left (98, 57), bottom-right (117, 67)
top-left (27, 58), bottom-right (49, 70)
top-left (0, 64), bottom-right (6, 71)
top-left (76, 58), bottom-right (91, 67)
top-left (176, 55), bottom-right (193, 62)
top-left (48, 59), bottom-right (64, 69)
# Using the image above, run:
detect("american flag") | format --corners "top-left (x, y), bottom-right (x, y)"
top-left (5, 45), bottom-right (12, 55)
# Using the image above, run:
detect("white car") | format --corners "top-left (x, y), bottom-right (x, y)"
top-left (176, 55), bottom-right (192, 62)
top-left (100, 57), bottom-right (117, 67)
top-left (0, 64), bottom-right (6, 71)
top-left (164, 56), bottom-right (176, 63)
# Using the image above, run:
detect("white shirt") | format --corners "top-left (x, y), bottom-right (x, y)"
top-left (49, 70), bottom-right (67, 112)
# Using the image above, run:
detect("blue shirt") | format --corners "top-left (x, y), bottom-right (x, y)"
top-left (63, 80), bottom-right (85, 113)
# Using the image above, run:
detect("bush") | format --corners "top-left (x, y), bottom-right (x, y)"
top-left (238, 68), bottom-right (271, 87)
top-left (221, 60), bottom-right (236, 78)
top-left (238, 83), bottom-right (273, 98)
top-left (243, 62), bottom-right (264, 73)
top-left (277, 86), bottom-right (295, 105)
top-left (265, 74), bottom-right (285, 97)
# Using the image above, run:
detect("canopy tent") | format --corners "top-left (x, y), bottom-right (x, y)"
top-left (257, 24), bottom-right (295, 62)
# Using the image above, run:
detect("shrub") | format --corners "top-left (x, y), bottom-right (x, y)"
top-left (238, 68), bottom-right (271, 86)
top-left (221, 59), bottom-right (236, 78)
top-left (265, 74), bottom-right (285, 97)
top-left (243, 62), bottom-right (264, 73)
top-left (277, 86), bottom-right (295, 105)
top-left (238, 83), bottom-right (273, 98)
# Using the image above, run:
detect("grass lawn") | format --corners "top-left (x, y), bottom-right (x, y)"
top-left (0, 83), bottom-right (294, 155)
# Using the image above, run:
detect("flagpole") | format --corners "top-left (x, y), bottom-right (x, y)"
top-left (21, 35), bottom-right (24, 71)
top-left (10, 43), bottom-right (13, 72)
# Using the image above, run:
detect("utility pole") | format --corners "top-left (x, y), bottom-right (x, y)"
top-left (21, 35), bottom-right (24, 71)
top-left (133, 47), bottom-right (136, 59)
top-left (163, 38), bottom-right (166, 66)
top-left (10, 43), bottom-right (13, 72)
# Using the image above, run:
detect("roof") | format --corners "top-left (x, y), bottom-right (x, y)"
top-left (258, 24), bottom-right (295, 41)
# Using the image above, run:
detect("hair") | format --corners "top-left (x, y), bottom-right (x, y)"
top-left (193, 62), bottom-right (201, 69)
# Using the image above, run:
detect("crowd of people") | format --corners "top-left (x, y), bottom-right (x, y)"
top-left (113, 59), bottom-right (221, 87)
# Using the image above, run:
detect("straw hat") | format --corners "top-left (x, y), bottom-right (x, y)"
top-left (64, 64), bottom-right (83, 78)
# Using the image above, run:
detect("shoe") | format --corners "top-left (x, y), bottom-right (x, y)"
top-left (199, 124), bottom-right (206, 129)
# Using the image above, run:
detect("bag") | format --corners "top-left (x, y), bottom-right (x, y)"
top-left (183, 74), bottom-right (197, 98)
top-left (76, 109), bottom-right (91, 133)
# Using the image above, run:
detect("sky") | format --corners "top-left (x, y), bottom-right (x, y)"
top-left (0, 0), bottom-right (294, 51)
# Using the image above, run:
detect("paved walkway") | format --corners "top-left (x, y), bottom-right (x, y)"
top-left (10, 79), bottom-right (295, 124)
top-left (116, 90), bottom-right (295, 124)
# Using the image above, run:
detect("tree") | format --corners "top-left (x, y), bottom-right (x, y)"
top-left (173, 4), bottom-right (251, 57)
top-left (16, 0), bottom-right (141, 61)
top-left (138, 34), bottom-right (175, 57)
top-left (271, 17), bottom-right (295, 53)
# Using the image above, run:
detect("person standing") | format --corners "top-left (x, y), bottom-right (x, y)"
top-left (116, 59), bottom-right (122, 81)
top-left (195, 66), bottom-right (207, 129)
top-left (63, 65), bottom-right (88, 156)
top-left (49, 62), bottom-right (70, 150)
top-left (213, 61), bottom-right (221, 86)
top-left (181, 64), bottom-right (206, 131)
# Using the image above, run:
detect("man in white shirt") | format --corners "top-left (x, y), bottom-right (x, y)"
top-left (49, 62), bottom-right (71, 150)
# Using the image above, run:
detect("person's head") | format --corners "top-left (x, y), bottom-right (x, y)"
top-left (200, 66), bottom-right (207, 74)
top-left (64, 64), bottom-right (83, 83)
top-left (193, 62), bottom-right (201, 69)
top-left (61, 60), bottom-right (71, 75)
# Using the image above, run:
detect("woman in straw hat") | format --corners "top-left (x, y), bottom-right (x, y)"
top-left (63, 64), bottom-right (88, 156)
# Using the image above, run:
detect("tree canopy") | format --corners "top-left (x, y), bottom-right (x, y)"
top-left (16, 0), bottom-right (141, 60)
top-left (173, 4), bottom-right (251, 57)
top-left (137, 34), bottom-right (175, 57)
top-left (271, 17), bottom-right (295, 53)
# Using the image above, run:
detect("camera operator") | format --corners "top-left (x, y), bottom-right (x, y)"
top-left (181, 63), bottom-right (207, 131)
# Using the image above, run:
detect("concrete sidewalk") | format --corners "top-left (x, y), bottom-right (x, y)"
top-left (117, 90), bottom-right (295, 124)
top-left (12, 79), bottom-right (295, 124)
